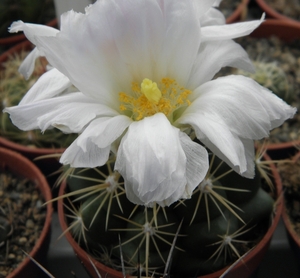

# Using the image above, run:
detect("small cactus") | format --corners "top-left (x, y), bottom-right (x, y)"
top-left (0, 50), bottom-right (76, 148)
top-left (58, 147), bottom-right (277, 277)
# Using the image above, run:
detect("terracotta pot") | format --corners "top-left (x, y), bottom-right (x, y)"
top-left (58, 153), bottom-right (282, 278)
top-left (281, 152), bottom-right (300, 272)
top-left (0, 147), bottom-right (53, 278)
top-left (256, 0), bottom-right (300, 24)
top-left (225, 0), bottom-right (249, 23)
top-left (0, 40), bottom-right (65, 182)
top-left (249, 19), bottom-right (300, 159)
top-left (250, 19), bottom-right (300, 42)
top-left (0, 18), bottom-right (57, 47)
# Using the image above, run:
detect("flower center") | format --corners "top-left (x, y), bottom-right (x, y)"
top-left (119, 77), bottom-right (191, 121)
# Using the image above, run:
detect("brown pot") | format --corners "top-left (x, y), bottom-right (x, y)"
top-left (249, 19), bottom-right (300, 159)
top-left (0, 18), bottom-right (57, 47)
top-left (226, 0), bottom-right (249, 23)
top-left (250, 19), bottom-right (300, 42)
top-left (281, 152), bottom-right (300, 270)
top-left (256, 0), bottom-right (300, 24)
top-left (0, 40), bottom-right (65, 182)
top-left (57, 153), bottom-right (282, 278)
top-left (0, 147), bottom-right (53, 278)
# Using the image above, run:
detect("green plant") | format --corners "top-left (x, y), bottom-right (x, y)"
top-left (0, 50), bottom-right (76, 148)
top-left (56, 146), bottom-right (277, 277)
top-left (3, 1), bottom-right (293, 277)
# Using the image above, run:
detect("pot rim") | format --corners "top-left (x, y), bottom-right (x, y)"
top-left (226, 0), bottom-right (249, 23)
top-left (255, 0), bottom-right (300, 23)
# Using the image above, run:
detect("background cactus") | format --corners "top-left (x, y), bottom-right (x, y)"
top-left (58, 148), bottom-right (276, 277)
top-left (0, 49), bottom-right (76, 148)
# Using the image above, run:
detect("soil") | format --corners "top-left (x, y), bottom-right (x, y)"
top-left (278, 155), bottom-right (300, 237)
top-left (264, 0), bottom-right (300, 21)
top-left (0, 171), bottom-right (46, 277)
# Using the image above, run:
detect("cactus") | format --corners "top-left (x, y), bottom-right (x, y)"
top-left (237, 61), bottom-right (294, 104)
top-left (0, 50), bottom-right (76, 148)
top-left (57, 146), bottom-right (277, 277)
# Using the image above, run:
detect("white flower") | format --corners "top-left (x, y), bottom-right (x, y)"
top-left (4, 0), bottom-right (296, 206)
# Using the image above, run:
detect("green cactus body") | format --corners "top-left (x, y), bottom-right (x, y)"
top-left (121, 208), bottom-right (179, 253)
top-left (115, 208), bottom-right (180, 272)
top-left (182, 211), bottom-right (239, 257)
top-left (211, 156), bottom-right (262, 205)
top-left (235, 187), bottom-right (274, 227)
top-left (80, 195), bottom-right (127, 246)
top-left (173, 181), bottom-right (228, 225)
top-left (62, 152), bottom-right (276, 277)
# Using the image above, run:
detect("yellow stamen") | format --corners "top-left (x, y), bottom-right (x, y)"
top-left (141, 78), bottom-right (162, 103)
top-left (119, 77), bottom-right (191, 121)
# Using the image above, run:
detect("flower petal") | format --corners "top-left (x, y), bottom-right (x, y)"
top-left (9, 21), bottom-right (59, 79)
top-left (187, 75), bottom-right (296, 138)
top-left (32, 9), bottom-right (129, 108)
top-left (178, 110), bottom-right (251, 176)
top-left (4, 93), bottom-right (119, 133)
top-left (59, 111), bottom-right (131, 169)
top-left (9, 20), bottom-right (59, 45)
top-left (25, 0), bottom-right (202, 107)
top-left (179, 132), bottom-right (209, 197)
top-left (194, 0), bottom-right (219, 18)
top-left (18, 47), bottom-right (41, 80)
top-left (76, 115), bottom-right (132, 151)
top-left (156, 0), bottom-right (201, 85)
top-left (201, 14), bottom-right (265, 42)
top-left (115, 113), bottom-right (187, 206)
top-left (187, 39), bottom-right (254, 89)
top-left (20, 68), bottom-right (72, 105)
top-left (60, 137), bottom-right (110, 168)
top-left (177, 75), bottom-right (296, 176)
top-left (200, 7), bottom-right (225, 26)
